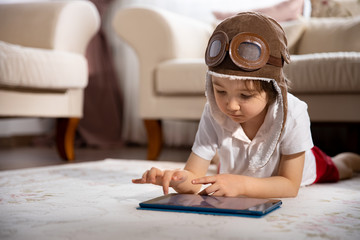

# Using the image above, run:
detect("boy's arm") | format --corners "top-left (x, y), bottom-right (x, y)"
top-left (193, 151), bottom-right (305, 198)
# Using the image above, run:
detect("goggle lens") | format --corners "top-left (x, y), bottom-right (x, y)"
top-left (209, 39), bottom-right (222, 58)
top-left (237, 42), bottom-right (261, 61)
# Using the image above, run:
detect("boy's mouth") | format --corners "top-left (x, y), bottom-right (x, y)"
top-left (227, 111), bottom-right (242, 117)
top-left (228, 113), bottom-right (244, 120)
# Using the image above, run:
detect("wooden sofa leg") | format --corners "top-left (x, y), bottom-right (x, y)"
top-left (56, 118), bottom-right (80, 161)
top-left (144, 119), bottom-right (163, 160)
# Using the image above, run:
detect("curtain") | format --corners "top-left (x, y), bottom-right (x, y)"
top-left (78, 0), bottom-right (123, 148)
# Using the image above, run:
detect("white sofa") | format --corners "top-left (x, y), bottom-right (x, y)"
top-left (113, 6), bottom-right (360, 159)
top-left (0, 1), bottom-right (100, 160)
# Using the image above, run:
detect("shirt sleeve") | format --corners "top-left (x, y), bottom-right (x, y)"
top-left (280, 94), bottom-right (314, 155)
top-left (191, 103), bottom-right (219, 161)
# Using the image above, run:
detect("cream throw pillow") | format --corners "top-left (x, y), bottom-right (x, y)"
top-left (297, 16), bottom-right (360, 54)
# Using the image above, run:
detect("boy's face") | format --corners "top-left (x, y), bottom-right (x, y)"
top-left (212, 75), bottom-right (269, 125)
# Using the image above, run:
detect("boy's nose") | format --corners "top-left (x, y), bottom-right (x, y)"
top-left (227, 98), bottom-right (240, 111)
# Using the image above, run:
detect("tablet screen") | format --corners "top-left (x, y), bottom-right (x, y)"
top-left (139, 194), bottom-right (282, 215)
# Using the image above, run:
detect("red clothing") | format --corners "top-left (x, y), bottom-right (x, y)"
top-left (312, 146), bottom-right (340, 183)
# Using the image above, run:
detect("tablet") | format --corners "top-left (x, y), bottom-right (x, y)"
top-left (138, 193), bottom-right (282, 217)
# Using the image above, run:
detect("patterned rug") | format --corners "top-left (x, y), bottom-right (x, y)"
top-left (1, 159), bottom-right (359, 240)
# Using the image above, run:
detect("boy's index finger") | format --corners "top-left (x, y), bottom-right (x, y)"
top-left (132, 178), bottom-right (145, 184)
top-left (192, 176), bottom-right (216, 184)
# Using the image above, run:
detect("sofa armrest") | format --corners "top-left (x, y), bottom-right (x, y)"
top-left (113, 6), bottom-right (213, 64)
top-left (113, 6), bottom-right (213, 119)
top-left (0, 1), bottom-right (100, 54)
top-left (296, 16), bottom-right (360, 54)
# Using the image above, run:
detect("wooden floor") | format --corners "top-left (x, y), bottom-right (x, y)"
top-left (0, 144), bottom-right (191, 171)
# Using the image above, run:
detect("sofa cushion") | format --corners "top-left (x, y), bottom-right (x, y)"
top-left (284, 52), bottom-right (360, 93)
top-left (297, 16), bottom-right (360, 54)
top-left (155, 59), bottom-right (207, 95)
top-left (0, 41), bottom-right (88, 89)
top-left (280, 19), bottom-right (306, 54)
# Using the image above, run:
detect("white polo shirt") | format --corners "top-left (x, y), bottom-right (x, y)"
top-left (192, 93), bottom-right (316, 186)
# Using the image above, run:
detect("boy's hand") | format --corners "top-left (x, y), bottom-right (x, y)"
top-left (132, 168), bottom-right (188, 195)
top-left (192, 174), bottom-right (244, 197)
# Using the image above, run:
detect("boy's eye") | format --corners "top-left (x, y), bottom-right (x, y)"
top-left (216, 90), bottom-right (226, 95)
top-left (240, 94), bottom-right (253, 99)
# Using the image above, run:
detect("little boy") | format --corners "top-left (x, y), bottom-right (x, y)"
top-left (133, 12), bottom-right (360, 198)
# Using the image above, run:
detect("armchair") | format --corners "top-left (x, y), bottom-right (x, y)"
top-left (0, 1), bottom-right (100, 160)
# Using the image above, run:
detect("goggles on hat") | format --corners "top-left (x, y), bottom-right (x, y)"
top-left (205, 31), bottom-right (283, 71)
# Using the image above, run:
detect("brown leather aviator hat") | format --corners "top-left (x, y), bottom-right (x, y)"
top-left (205, 11), bottom-right (290, 82)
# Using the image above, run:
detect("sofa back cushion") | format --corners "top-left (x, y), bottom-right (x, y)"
top-left (281, 19), bottom-right (307, 54)
top-left (284, 52), bottom-right (360, 93)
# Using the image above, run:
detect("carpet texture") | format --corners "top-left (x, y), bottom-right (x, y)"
top-left (0, 159), bottom-right (359, 240)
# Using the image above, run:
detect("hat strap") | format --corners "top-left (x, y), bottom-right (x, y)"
top-left (268, 55), bottom-right (283, 67)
